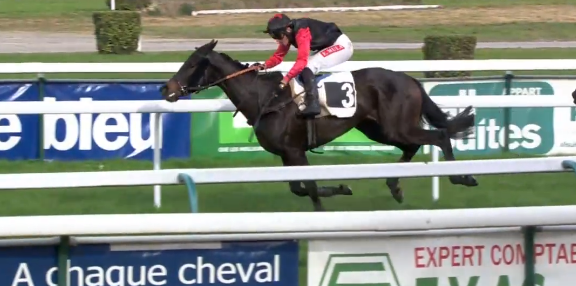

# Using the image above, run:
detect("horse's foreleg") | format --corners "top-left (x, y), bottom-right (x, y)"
top-left (281, 152), bottom-right (324, 211)
top-left (281, 152), bottom-right (353, 212)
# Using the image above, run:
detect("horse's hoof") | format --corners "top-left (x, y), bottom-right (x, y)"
top-left (391, 188), bottom-right (404, 204)
top-left (339, 184), bottom-right (353, 195)
top-left (463, 175), bottom-right (479, 187)
top-left (450, 175), bottom-right (478, 187)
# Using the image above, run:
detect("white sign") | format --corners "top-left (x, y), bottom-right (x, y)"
top-left (308, 231), bottom-right (576, 286)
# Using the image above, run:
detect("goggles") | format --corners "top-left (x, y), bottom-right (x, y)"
top-left (268, 30), bottom-right (285, 40)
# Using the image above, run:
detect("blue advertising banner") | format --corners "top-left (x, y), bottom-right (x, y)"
top-left (0, 245), bottom-right (57, 286)
top-left (0, 82), bottom-right (40, 160)
top-left (2, 240), bottom-right (298, 286)
top-left (43, 82), bottom-right (191, 161)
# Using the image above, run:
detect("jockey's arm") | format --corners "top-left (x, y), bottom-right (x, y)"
top-left (264, 43), bottom-right (290, 69)
top-left (282, 28), bottom-right (311, 83)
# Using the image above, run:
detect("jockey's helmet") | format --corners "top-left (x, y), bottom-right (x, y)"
top-left (264, 13), bottom-right (291, 40)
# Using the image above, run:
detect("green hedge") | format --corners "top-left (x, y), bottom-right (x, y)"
top-left (92, 11), bottom-right (142, 54)
top-left (422, 35), bottom-right (477, 78)
top-left (105, 0), bottom-right (151, 10)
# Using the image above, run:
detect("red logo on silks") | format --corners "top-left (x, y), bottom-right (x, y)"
top-left (320, 45), bottom-right (344, 57)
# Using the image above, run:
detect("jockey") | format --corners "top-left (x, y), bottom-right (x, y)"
top-left (255, 13), bottom-right (354, 118)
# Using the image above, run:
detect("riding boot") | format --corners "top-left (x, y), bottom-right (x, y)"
top-left (299, 68), bottom-right (321, 118)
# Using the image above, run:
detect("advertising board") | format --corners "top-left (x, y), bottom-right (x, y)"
top-left (308, 232), bottom-right (575, 286)
top-left (2, 240), bottom-right (298, 286)
top-left (42, 82), bottom-right (191, 161)
top-left (0, 82), bottom-right (40, 160)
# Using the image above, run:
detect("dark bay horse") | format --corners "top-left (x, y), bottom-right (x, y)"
top-left (160, 39), bottom-right (478, 211)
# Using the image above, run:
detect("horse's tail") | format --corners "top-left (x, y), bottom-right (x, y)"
top-left (415, 79), bottom-right (475, 139)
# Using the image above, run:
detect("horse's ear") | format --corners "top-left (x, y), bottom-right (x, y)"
top-left (207, 39), bottom-right (218, 51)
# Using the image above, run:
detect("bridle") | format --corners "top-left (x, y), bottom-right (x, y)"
top-left (169, 64), bottom-right (260, 98)
top-left (168, 59), bottom-right (297, 143)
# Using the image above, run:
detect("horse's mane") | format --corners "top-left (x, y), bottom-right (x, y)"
top-left (216, 52), bottom-right (283, 81)
top-left (217, 52), bottom-right (250, 69)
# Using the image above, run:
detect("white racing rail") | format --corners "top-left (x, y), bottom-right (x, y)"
top-left (2, 59), bottom-right (576, 74)
top-left (0, 156), bottom-right (572, 189)
top-left (0, 96), bottom-right (573, 115)
top-left (3, 204), bottom-right (576, 237)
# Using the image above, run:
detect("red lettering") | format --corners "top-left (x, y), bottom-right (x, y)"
top-left (414, 245), bottom-right (489, 268)
top-left (545, 243), bottom-right (555, 263)
top-left (503, 244), bottom-right (514, 265)
top-left (491, 244), bottom-right (526, 266)
top-left (571, 244), bottom-right (576, 263)
top-left (491, 245), bottom-right (501, 265)
top-left (427, 247), bottom-right (437, 267)
top-left (415, 247), bottom-right (425, 268)
top-left (320, 45), bottom-right (344, 57)
top-left (515, 243), bottom-right (526, 264)
top-left (475, 245), bottom-right (484, 265)
top-left (557, 244), bottom-right (568, 264)
top-left (452, 246), bottom-right (461, 266)
top-left (438, 246), bottom-right (450, 267)
top-left (462, 246), bottom-right (475, 266)
top-left (535, 244), bottom-right (544, 263)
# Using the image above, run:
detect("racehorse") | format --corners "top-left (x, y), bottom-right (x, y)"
top-left (160, 39), bottom-right (479, 211)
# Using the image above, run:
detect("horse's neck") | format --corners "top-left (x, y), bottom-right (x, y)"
top-left (214, 70), bottom-right (260, 124)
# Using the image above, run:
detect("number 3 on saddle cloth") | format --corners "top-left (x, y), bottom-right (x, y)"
top-left (289, 72), bottom-right (358, 119)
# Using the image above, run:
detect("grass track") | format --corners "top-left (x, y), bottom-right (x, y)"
top-left (2, 152), bottom-right (575, 216)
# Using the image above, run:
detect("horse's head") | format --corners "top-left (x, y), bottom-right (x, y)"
top-left (161, 39), bottom-right (219, 102)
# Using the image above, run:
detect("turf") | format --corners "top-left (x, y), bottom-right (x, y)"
top-left (2, 0), bottom-right (576, 43)
top-left (3, 152), bottom-right (576, 216)
top-left (2, 48), bottom-right (576, 81)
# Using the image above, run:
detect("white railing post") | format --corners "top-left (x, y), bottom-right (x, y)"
top-left (153, 113), bottom-right (162, 208)
top-left (432, 145), bottom-right (440, 202)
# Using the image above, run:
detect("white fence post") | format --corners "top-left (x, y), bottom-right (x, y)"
top-left (153, 113), bottom-right (162, 208)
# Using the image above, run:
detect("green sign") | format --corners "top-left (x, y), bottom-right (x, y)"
top-left (429, 80), bottom-right (554, 155)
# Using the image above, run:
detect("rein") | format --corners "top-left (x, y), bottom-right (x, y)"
top-left (185, 65), bottom-right (260, 94)
top-left (176, 63), bottom-right (297, 145)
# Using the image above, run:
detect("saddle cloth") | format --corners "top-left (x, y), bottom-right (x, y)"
top-left (289, 71), bottom-right (357, 118)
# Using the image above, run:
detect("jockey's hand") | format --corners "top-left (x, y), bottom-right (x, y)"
top-left (250, 62), bottom-right (266, 70)
top-left (275, 79), bottom-right (288, 95)
top-left (279, 79), bottom-right (288, 88)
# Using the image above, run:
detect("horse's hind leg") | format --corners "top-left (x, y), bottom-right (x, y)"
top-left (385, 143), bottom-right (420, 203)
top-left (436, 131), bottom-right (478, 187)
top-left (281, 151), bottom-right (352, 212)
top-left (356, 119), bottom-right (420, 203)
top-left (403, 126), bottom-right (477, 187)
